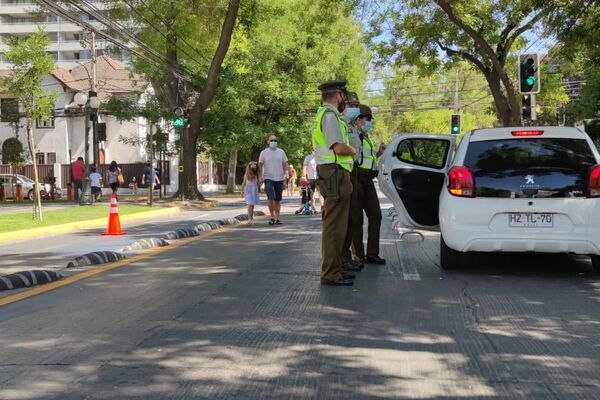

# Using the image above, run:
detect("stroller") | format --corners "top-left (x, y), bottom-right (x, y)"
top-left (295, 179), bottom-right (315, 215)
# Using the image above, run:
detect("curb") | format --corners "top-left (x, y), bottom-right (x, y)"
top-left (0, 206), bottom-right (182, 244)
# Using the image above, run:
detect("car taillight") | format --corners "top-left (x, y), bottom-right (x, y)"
top-left (448, 166), bottom-right (475, 198)
top-left (511, 130), bottom-right (544, 136)
top-left (588, 165), bottom-right (600, 197)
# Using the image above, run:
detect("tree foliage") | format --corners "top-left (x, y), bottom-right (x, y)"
top-left (201, 0), bottom-right (368, 170)
top-left (370, 0), bottom-right (558, 126)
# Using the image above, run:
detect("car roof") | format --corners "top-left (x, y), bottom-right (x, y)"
top-left (468, 126), bottom-right (588, 142)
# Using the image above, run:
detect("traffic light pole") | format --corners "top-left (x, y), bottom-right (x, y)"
top-left (530, 94), bottom-right (537, 122)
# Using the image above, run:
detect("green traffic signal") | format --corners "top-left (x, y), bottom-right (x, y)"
top-left (173, 117), bottom-right (185, 129)
top-left (526, 76), bottom-right (536, 86)
top-left (452, 126), bottom-right (459, 133)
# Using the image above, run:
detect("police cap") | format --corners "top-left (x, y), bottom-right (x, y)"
top-left (359, 104), bottom-right (372, 118)
top-left (346, 92), bottom-right (360, 105)
top-left (318, 78), bottom-right (347, 95)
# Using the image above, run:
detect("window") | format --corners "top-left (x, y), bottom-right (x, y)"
top-left (36, 117), bottom-right (55, 128)
top-left (36, 152), bottom-right (45, 165)
top-left (0, 98), bottom-right (18, 123)
top-left (396, 138), bottom-right (450, 170)
top-left (464, 138), bottom-right (596, 198)
top-left (47, 152), bottom-right (57, 164)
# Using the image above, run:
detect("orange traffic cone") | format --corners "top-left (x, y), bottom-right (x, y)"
top-left (101, 194), bottom-right (127, 236)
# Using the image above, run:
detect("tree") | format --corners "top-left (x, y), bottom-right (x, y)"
top-left (201, 0), bottom-right (368, 179)
top-left (371, 0), bottom-right (556, 126)
top-left (0, 30), bottom-right (57, 220)
top-left (96, 0), bottom-right (242, 200)
top-left (368, 64), bottom-right (497, 141)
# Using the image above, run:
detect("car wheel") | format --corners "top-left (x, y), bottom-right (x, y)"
top-left (590, 255), bottom-right (600, 274)
top-left (440, 235), bottom-right (462, 270)
top-left (27, 189), bottom-right (34, 201)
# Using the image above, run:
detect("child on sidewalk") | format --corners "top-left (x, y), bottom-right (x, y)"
top-left (89, 166), bottom-right (103, 202)
top-left (241, 161), bottom-right (260, 225)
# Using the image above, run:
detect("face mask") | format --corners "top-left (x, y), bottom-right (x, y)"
top-left (363, 121), bottom-right (373, 134)
top-left (346, 107), bottom-right (360, 120)
top-left (270, 141), bottom-right (278, 149)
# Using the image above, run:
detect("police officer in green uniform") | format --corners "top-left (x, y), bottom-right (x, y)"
top-left (353, 104), bottom-right (386, 264)
top-left (341, 92), bottom-right (364, 272)
top-left (313, 79), bottom-right (357, 286)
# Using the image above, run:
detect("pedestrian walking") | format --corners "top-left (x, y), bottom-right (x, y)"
top-left (107, 161), bottom-right (122, 198)
top-left (142, 162), bottom-right (160, 193)
top-left (71, 156), bottom-right (84, 201)
top-left (313, 78), bottom-right (356, 286)
top-left (89, 166), bottom-right (103, 202)
top-left (302, 151), bottom-right (322, 213)
top-left (341, 92), bottom-right (365, 273)
top-left (354, 104), bottom-right (386, 264)
top-left (287, 165), bottom-right (297, 197)
top-left (259, 135), bottom-right (289, 225)
top-left (242, 161), bottom-right (260, 225)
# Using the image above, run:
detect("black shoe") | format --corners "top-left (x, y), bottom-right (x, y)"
top-left (342, 272), bottom-right (355, 280)
top-left (342, 261), bottom-right (361, 272)
top-left (275, 219), bottom-right (282, 225)
top-left (269, 218), bottom-right (275, 225)
top-left (365, 255), bottom-right (386, 265)
top-left (325, 278), bottom-right (354, 286)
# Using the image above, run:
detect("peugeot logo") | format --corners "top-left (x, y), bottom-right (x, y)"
top-left (525, 175), bottom-right (534, 184)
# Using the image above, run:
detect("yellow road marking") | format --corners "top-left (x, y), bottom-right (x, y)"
top-left (0, 222), bottom-right (243, 308)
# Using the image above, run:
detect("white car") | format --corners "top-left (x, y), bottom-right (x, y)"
top-left (379, 127), bottom-right (600, 272)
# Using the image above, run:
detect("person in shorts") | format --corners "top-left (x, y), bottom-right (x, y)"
top-left (259, 135), bottom-right (289, 225)
top-left (89, 166), bottom-right (103, 202)
top-left (302, 151), bottom-right (321, 212)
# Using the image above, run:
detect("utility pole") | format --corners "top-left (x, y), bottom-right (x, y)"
top-left (148, 124), bottom-right (154, 206)
top-left (454, 68), bottom-right (460, 114)
top-left (91, 32), bottom-right (100, 167)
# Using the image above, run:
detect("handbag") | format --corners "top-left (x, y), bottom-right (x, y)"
top-left (117, 170), bottom-right (125, 186)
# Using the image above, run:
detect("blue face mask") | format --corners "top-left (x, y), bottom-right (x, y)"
top-left (346, 107), bottom-right (360, 120)
top-left (270, 141), bottom-right (278, 149)
top-left (363, 121), bottom-right (373, 133)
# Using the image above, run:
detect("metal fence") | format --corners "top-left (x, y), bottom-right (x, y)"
top-left (0, 162), bottom-right (170, 188)
top-left (197, 161), bottom-right (246, 185)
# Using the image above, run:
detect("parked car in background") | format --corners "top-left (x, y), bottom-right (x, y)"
top-left (0, 174), bottom-right (52, 200)
top-left (380, 127), bottom-right (600, 273)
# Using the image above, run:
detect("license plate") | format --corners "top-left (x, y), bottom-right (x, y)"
top-left (509, 213), bottom-right (554, 228)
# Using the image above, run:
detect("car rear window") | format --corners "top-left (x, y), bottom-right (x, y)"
top-left (464, 138), bottom-right (597, 198)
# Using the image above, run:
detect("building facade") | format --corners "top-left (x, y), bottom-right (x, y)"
top-left (0, 0), bottom-right (125, 68)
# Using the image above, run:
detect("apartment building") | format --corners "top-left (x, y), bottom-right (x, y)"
top-left (0, 0), bottom-right (127, 68)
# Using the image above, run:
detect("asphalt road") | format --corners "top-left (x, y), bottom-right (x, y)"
top-left (1, 201), bottom-right (599, 399)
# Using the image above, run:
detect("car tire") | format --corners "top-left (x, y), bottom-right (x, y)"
top-left (27, 189), bottom-right (34, 201)
top-left (440, 235), bottom-right (462, 270)
top-left (590, 255), bottom-right (600, 274)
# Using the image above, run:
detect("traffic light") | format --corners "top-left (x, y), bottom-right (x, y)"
top-left (97, 122), bottom-right (106, 142)
top-left (522, 95), bottom-right (532, 120)
top-left (451, 114), bottom-right (460, 134)
top-left (172, 107), bottom-right (186, 129)
top-left (519, 54), bottom-right (540, 94)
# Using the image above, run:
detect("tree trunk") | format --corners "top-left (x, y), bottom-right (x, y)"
top-left (27, 118), bottom-right (43, 221)
top-left (226, 149), bottom-right (238, 194)
top-left (181, 126), bottom-right (204, 200)
top-left (485, 70), bottom-right (521, 126)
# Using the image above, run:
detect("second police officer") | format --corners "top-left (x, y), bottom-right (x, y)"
top-left (341, 92), bottom-right (365, 273)
top-left (353, 104), bottom-right (386, 264)
top-left (313, 79), bottom-right (357, 286)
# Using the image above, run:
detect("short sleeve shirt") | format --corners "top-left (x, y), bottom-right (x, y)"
top-left (303, 155), bottom-right (318, 179)
top-left (259, 148), bottom-right (288, 181)
top-left (89, 172), bottom-right (102, 187)
top-left (321, 103), bottom-right (345, 150)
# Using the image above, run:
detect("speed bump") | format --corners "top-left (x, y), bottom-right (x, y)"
top-left (0, 270), bottom-right (63, 291)
top-left (67, 251), bottom-right (126, 268)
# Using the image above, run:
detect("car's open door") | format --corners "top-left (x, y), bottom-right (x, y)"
top-left (379, 134), bottom-right (456, 230)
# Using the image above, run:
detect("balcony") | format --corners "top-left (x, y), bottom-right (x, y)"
top-left (0, 20), bottom-right (103, 34)
top-left (0, 2), bottom-right (35, 17)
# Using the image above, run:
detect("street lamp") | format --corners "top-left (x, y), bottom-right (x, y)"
top-left (74, 90), bottom-right (100, 205)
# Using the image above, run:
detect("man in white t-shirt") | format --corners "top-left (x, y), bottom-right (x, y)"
top-left (302, 151), bottom-right (320, 212)
top-left (259, 135), bottom-right (289, 225)
top-left (89, 166), bottom-right (103, 202)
